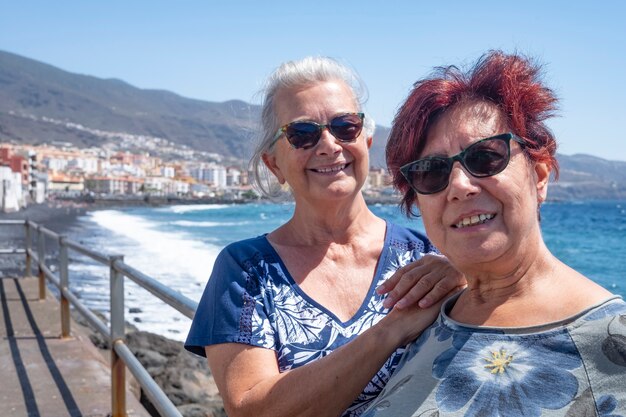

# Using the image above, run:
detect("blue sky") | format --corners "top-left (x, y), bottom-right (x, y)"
top-left (2, 1), bottom-right (625, 161)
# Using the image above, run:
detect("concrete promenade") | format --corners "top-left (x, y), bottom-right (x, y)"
top-left (0, 275), bottom-right (150, 417)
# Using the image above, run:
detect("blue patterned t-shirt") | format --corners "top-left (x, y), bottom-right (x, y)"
top-left (185, 222), bottom-right (438, 416)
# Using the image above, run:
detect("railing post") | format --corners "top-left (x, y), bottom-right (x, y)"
top-left (25, 221), bottom-right (32, 278)
top-left (37, 226), bottom-right (46, 300)
top-left (59, 235), bottom-right (71, 338)
top-left (109, 255), bottom-right (127, 417)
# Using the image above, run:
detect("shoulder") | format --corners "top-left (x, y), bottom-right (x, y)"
top-left (217, 235), bottom-right (278, 266)
top-left (575, 297), bottom-right (626, 326)
top-left (208, 235), bottom-right (283, 288)
top-left (221, 234), bottom-right (271, 255)
top-left (385, 222), bottom-right (438, 254)
top-left (568, 298), bottom-right (626, 408)
top-left (567, 297), bottom-right (626, 362)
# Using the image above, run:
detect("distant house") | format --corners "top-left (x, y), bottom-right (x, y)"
top-left (48, 172), bottom-right (85, 196)
top-left (0, 164), bottom-right (25, 212)
top-left (190, 182), bottom-right (213, 198)
top-left (189, 163), bottom-right (228, 188)
top-left (143, 176), bottom-right (171, 196)
top-left (367, 167), bottom-right (391, 189)
top-left (0, 145), bottom-right (29, 211)
top-left (143, 176), bottom-right (190, 196)
top-left (226, 167), bottom-right (243, 186)
top-left (85, 176), bottom-right (144, 195)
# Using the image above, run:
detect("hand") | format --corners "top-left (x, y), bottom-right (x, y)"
top-left (376, 254), bottom-right (466, 309)
top-left (380, 292), bottom-right (447, 346)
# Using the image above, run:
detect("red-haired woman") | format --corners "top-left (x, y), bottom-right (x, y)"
top-left (364, 51), bottom-right (626, 416)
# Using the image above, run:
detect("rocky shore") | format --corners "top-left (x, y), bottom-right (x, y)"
top-left (0, 202), bottom-right (227, 417)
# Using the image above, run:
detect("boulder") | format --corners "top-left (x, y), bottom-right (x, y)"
top-left (125, 331), bottom-right (226, 417)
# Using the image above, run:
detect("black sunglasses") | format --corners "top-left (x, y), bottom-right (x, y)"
top-left (271, 112), bottom-right (365, 150)
top-left (400, 132), bottom-right (526, 195)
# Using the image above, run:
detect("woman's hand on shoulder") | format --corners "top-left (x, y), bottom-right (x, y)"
top-left (376, 254), bottom-right (466, 309)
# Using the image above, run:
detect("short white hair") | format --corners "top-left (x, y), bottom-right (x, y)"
top-left (249, 56), bottom-right (375, 197)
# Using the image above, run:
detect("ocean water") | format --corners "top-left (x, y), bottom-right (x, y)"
top-left (65, 200), bottom-right (626, 341)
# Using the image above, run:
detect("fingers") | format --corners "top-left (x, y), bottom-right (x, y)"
top-left (400, 269), bottom-right (454, 309)
top-left (384, 297), bottom-right (442, 346)
top-left (414, 274), bottom-right (466, 308)
top-left (384, 266), bottom-right (434, 309)
top-left (377, 264), bottom-right (423, 309)
top-left (385, 284), bottom-right (466, 347)
top-left (378, 255), bottom-right (467, 310)
top-left (410, 259), bottom-right (466, 308)
top-left (380, 260), bottom-right (435, 309)
top-left (376, 262), bottom-right (412, 295)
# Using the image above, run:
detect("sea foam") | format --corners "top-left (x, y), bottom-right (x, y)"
top-left (72, 209), bottom-right (224, 340)
top-left (161, 204), bottom-right (231, 214)
top-left (88, 210), bottom-right (219, 287)
top-left (171, 220), bottom-right (250, 227)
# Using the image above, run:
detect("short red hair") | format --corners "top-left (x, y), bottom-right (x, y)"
top-left (387, 51), bottom-right (559, 216)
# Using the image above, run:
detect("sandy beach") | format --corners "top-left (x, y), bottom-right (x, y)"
top-left (1, 201), bottom-right (88, 230)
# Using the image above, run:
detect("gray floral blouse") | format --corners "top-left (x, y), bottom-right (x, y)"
top-left (363, 293), bottom-right (626, 417)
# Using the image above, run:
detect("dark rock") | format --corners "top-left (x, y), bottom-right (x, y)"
top-left (125, 331), bottom-right (226, 417)
top-left (88, 331), bottom-right (110, 350)
top-left (177, 403), bottom-right (223, 417)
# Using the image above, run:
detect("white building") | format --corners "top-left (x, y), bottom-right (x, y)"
top-left (67, 156), bottom-right (99, 174)
top-left (189, 163), bottom-right (227, 188)
top-left (0, 165), bottom-right (25, 212)
top-left (174, 180), bottom-right (190, 195)
top-left (161, 165), bottom-right (176, 178)
top-left (226, 167), bottom-right (243, 186)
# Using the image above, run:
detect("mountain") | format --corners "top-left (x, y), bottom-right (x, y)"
top-left (549, 154), bottom-right (626, 200)
top-left (0, 50), bottom-right (258, 160)
top-left (0, 49), bottom-right (393, 166)
top-left (1, 50), bottom-right (625, 200)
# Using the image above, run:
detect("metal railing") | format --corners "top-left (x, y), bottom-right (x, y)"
top-left (0, 219), bottom-right (199, 417)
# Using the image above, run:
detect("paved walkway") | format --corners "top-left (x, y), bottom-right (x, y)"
top-left (0, 276), bottom-right (151, 417)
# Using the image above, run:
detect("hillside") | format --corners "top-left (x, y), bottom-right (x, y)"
top-left (1, 49), bottom-right (625, 200)
top-left (0, 50), bottom-right (258, 160)
top-left (549, 154), bottom-right (626, 200)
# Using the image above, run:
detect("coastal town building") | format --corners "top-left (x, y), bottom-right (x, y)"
top-left (226, 167), bottom-right (243, 186)
top-left (368, 167), bottom-right (390, 189)
top-left (1, 145), bottom-right (29, 211)
top-left (84, 176), bottom-right (143, 195)
top-left (0, 164), bottom-right (25, 212)
top-left (48, 173), bottom-right (85, 195)
top-left (1, 141), bottom-right (398, 212)
top-left (188, 163), bottom-right (228, 188)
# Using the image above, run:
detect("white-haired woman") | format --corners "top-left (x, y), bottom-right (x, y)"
top-left (185, 57), bottom-right (465, 417)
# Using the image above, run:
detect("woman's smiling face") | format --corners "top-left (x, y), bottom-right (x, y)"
top-left (263, 80), bottom-right (372, 207)
top-left (415, 101), bottom-right (550, 272)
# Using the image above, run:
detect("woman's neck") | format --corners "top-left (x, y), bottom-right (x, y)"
top-left (273, 194), bottom-right (381, 246)
top-left (462, 249), bottom-right (555, 303)
top-left (449, 248), bottom-right (612, 326)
